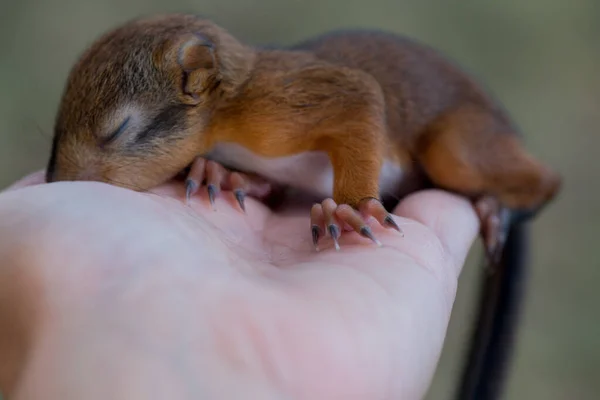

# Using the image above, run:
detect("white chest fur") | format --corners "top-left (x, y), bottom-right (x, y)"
top-left (204, 142), bottom-right (404, 199)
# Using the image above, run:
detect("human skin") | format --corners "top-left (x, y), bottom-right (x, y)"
top-left (0, 171), bottom-right (478, 399)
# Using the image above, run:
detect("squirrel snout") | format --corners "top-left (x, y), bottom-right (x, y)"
top-left (47, 142), bottom-right (107, 184)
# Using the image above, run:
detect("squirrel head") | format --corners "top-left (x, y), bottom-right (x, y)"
top-left (46, 14), bottom-right (255, 190)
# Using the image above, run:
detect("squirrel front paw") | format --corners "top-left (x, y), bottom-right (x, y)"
top-left (310, 197), bottom-right (403, 251)
top-left (185, 156), bottom-right (273, 211)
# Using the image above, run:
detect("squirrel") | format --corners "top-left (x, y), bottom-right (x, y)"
top-left (45, 13), bottom-right (561, 260)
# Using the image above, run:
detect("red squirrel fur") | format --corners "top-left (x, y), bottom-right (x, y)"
top-left (46, 14), bottom-right (561, 256)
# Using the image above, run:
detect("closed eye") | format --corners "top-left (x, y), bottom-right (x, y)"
top-left (135, 105), bottom-right (188, 143)
top-left (103, 116), bottom-right (131, 145)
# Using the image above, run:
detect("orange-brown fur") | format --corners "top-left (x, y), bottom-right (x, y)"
top-left (47, 13), bottom-right (560, 215)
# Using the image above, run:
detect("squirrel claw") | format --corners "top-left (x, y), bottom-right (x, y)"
top-left (328, 224), bottom-right (341, 251)
top-left (185, 179), bottom-right (199, 205)
top-left (359, 226), bottom-right (382, 247)
top-left (311, 225), bottom-right (322, 251)
top-left (207, 184), bottom-right (218, 210)
top-left (234, 189), bottom-right (246, 212)
top-left (383, 215), bottom-right (403, 236)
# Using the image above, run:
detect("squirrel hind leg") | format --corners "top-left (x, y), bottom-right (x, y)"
top-left (416, 106), bottom-right (561, 264)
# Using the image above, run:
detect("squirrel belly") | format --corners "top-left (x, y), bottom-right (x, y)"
top-left (204, 142), bottom-right (406, 200)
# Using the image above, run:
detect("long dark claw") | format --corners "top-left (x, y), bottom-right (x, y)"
top-left (328, 224), bottom-right (341, 251)
top-left (234, 189), bottom-right (246, 212)
top-left (311, 225), bottom-right (322, 251)
top-left (207, 184), bottom-right (218, 210)
top-left (359, 226), bottom-right (382, 247)
top-left (384, 215), bottom-right (403, 236)
top-left (185, 179), bottom-right (198, 205)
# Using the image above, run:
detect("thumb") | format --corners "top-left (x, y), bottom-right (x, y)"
top-left (393, 189), bottom-right (480, 277)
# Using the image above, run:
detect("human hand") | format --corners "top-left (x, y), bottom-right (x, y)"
top-left (0, 171), bottom-right (478, 399)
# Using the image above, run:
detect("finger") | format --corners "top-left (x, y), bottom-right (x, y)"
top-left (393, 189), bottom-right (479, 276)
top-left (2, 170), bottom-right (47, 193)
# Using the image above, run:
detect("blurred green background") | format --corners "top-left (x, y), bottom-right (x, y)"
top-left (0, 0), bottom-right (597, 398)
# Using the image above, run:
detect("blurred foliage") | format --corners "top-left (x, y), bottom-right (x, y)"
top-left (0, 0), bottom-right (598, 399)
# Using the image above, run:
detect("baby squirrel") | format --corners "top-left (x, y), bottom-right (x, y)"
top-left (46, 13), bottom-right (561, 260)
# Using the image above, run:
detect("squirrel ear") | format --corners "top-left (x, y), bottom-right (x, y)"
top-left (178, 35), bottom-right (215, 71)
top-left (177, 35), bottom-right (218, 104)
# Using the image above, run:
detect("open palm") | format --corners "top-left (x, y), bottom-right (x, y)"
top-left (0, 171), bottom-right (478, 399)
